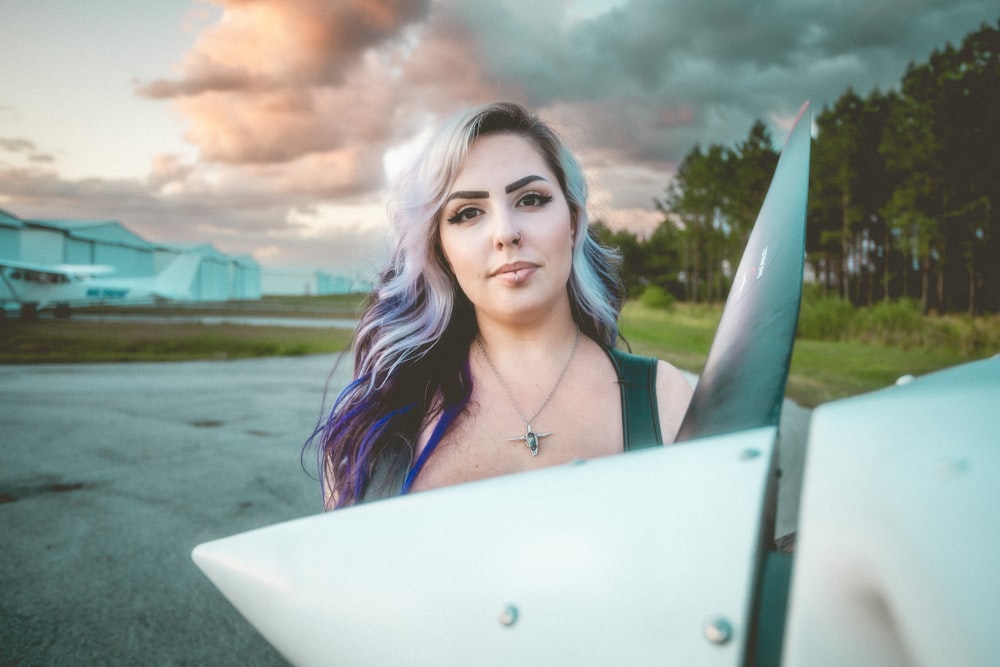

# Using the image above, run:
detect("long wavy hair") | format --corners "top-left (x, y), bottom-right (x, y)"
top-left (313, 102), bottom-right (625, 508)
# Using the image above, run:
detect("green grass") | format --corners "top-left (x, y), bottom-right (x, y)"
top-left (620, 301), bottom-right (995, 407)
top-left (74, 294), bottom-right (367, 318)
top-left (784, 339), bottom-right (971, 407)
top-left (0, 320), bottom-right (353, 363)
top-left (2, 296), bottom-right (995, 407)
top-left (619, 302), bottom-right (719, 374)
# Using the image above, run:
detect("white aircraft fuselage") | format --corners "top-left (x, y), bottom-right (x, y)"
top-left (0, 254), bottom-right (201, 315)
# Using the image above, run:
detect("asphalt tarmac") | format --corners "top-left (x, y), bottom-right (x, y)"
top-left (0, 355), bottom-right (808, 665)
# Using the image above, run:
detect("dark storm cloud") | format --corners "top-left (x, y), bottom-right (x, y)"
top-left (446, 0), bottom-right (996, 166)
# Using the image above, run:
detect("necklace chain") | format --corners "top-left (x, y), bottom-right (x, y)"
top-left (475, 326), bottom-right (581, 430)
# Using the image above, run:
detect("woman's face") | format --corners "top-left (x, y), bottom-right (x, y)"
top-left (438, 133), bottom-right (576, 326)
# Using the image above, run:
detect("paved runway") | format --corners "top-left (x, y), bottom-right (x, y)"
top-left (0, 355), bottom-right (808, 665)
top-left (0, 355), bottom-right (346, 666)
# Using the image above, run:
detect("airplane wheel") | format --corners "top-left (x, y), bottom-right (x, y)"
top-left (20, 303), bottom-right (39, 320)
top-left (54, 303), bottom-right (72, 318)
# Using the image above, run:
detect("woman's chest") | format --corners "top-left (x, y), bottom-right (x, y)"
top-left (410, 371), bottom-right (623, 492)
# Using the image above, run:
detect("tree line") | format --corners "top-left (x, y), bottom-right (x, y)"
top-left (595, 20), bottom-right (999, 315)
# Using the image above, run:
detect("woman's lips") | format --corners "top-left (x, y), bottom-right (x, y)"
top-left (492, 262), bottom-right (537, 286)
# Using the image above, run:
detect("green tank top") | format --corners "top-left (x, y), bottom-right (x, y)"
top-left (605, 346), bottom-right (663, 451)
top-left (360, 347), bottom-right (662, 503)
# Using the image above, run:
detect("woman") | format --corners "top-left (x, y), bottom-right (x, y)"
top-left (314, 102), bottom-right (692, 509)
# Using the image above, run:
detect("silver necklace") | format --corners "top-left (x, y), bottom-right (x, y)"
top-left (475, 326), bottom-right (581, 456)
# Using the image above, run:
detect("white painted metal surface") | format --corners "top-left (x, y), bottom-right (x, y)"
top-left (784, 356), bottom-right (1000, 666)
top-left (193, 427), bottom-right (777, 666)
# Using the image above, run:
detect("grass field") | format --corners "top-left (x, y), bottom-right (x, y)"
top-left (69, 294), bottom-right (367, 318)
top-left (0, 319), bottom-right (353, 363)
top-left (619, 301), bottom-right (996, 406)
top-left (0, 296), bottom-right (361, 363)
top-left (2, 296), bottom-right (995, 407)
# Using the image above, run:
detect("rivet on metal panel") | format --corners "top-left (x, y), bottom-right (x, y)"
top-left (704, 618), bottom-right (733, 645)
top-left (499, 604), bottom-right (519, 627)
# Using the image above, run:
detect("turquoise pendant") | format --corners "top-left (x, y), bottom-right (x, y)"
top-left (509, 424), bottom-right (551, 457)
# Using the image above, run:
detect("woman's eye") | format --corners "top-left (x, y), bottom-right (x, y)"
top-left (446, 207), bottom-right (482, 224)
top-left (517, 193), bottom-right (554, 208)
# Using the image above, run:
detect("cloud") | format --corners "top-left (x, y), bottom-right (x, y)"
top-left (442, 0), bottom-right (996, 159)
top-left (0, 137), bottom-right (56, 165)
top-left (0, 138), bottom-right (38, 153)
top-left (135, 0), bottom-right (996, 180)
top-left (140, 0), bottom-right (432, 98)
top-left (136, 0), bottom-right (433, 181)
top-left (133, 0), bottom-right (524, 195)
top-left (5, 0), bottom-right (996, 276)
top-left (1, 162), bottom-right (389, 275)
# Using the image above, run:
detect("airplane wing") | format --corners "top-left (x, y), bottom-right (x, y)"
top-left (52, 264), bottom-right (117, 277)
top-left (194, 427), bottom-right (778, 666)
top-left (0, 259), bottom-right (116, 278)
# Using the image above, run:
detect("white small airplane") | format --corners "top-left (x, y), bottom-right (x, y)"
top-left (0, 253), bottom-right (201, 317)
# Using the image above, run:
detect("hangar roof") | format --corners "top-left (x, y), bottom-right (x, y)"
top-left (0, 209), bottom-right (26, 229)
top-left (27, 219), bottom-right (155, 249)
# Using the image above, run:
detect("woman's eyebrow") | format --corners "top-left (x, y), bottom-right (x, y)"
top-left (505, 175), bottom-right (546, 193)
top-left (446, 190), bottom-right (489, 202)
top-left (445, 175), bottom-right (547, 202)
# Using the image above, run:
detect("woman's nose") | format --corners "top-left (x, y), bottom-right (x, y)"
top-left (492, 208), bottom-right (521, 250)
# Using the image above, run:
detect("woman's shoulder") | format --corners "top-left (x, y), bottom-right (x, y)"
top-left (604, 346), bottom-right (692, 444)
top-left (654, 359), bottom-right (694, 443)
top-left (604, 346), bottom-right (655, 378)
top-left (605, 347), bottom-right (687, 383)
top-left (604, 344), bottom-right (690, 375)
top-left (654, 358), bottom-right (694, 396)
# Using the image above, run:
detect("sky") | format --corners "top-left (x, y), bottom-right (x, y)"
top-left (1, 0), bottom-right (996, 278)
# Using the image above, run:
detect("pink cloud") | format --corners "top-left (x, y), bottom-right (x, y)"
top-left (141, 0), bottom-right (431, 97)
top-left (136, 0), bottom-right (436, 180)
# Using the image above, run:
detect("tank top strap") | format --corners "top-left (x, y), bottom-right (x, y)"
top-left (605, 347), bottom-right (663, 451)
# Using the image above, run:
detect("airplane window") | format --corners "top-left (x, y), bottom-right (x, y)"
top-left (2, 269), bottom-right (70, 282)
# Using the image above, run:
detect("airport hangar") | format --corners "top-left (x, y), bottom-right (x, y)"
top-left (0, 208), bottom-right (261, 304)
top-left (0, 208), bottom-right (366, 313)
